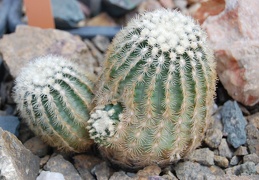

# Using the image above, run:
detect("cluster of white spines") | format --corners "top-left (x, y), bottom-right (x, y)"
top-left (15, 55), bottom-right (92, 98)
top-left (117, 10), bottom-right (206, 52)
top-left (87, 106), bottom-right (117, 143)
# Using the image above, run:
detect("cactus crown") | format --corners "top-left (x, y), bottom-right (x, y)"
top-left (88, 9), bottom-right (216, 169)
top-left (14, 55), bottom-right (95, 152)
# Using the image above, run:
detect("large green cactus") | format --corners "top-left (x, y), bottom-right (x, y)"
top-left (13, 55), bottom-right (94, 152)
top-left (87, 9), bottom-right (217, 169)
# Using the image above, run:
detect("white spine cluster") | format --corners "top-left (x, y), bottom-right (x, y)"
top-left (87, 106), bottom-right (117, 143)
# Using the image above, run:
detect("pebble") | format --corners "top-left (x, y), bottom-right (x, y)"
top-left (204, 128), bottom-right (223, 149)
top-left (137, 165), bottom-right (161, 179)
top-left (137, 0), bottom-right (162, 14)
top-left (234, 146), bottom-right (248, 156)
top-left (0, 115), bottom-right (20, 136)
top-left (174, 0), bottom-right (188, 10)
top-left (93, 162), bottom-right (113, 180)
top-left (186, 148), bottom-right (214, 166)
top-left (214, 155), bottom-right (229, 168)
top-left (109, 171), bottom-right (133, 180)
top-left (226, 162), bottom-right (256, 176)
top-left (158, 0), bottom-right (175, 9)
top-left (240, 162), bottom-right (256, 175)
top-left (209, 165), bottom-right (225, 176)
top-left (36, 171), bottom-right (65, 180)
top-left (246, 112), bottom-right (259, 129)
top-left (73, 154), bottom-right (103, 171)
top-left (218, 138), bottom-right (234, 159)
top-left (246, 123), bottom-right (259, 155)
top-left (174, 161), bottom-right (215, 179)
top-left (24, 136), bottom-right (51, 157)
top-left (40, 155), bottom-right (50, 168)
top-left (51, 0), bottom-right (84, 27)
top-left (44, 154), bottom-right (82, 180)
top-left (73, 154), bottom-right (102, 180)
top-left (230, 156), bottom-right (240, 166)
top-left (221, 101), bottom-right (247, 148)
top-left (92, 35), bottom-right (110, 52)
top-left (84, 39), bottom-right (105, 68)
top-left (243, 153), bottom-right (259, 164)
top-left (86, 13), bottom-right (117, 26)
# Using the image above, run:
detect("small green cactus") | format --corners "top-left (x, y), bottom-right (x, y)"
top-left (13, 55), bottom-right (95, 152)
top-left (87, 9), bottom-right (217, 169)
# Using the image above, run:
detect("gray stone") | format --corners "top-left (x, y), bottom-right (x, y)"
top-left (186, 148), bottom-right (214, 166)
top-left (230, 156), bottom-right (240, 166)
top-left (92, 35), bottom-right (110, 52)
top-left (246, 123), bottom-right (259, 155)
top-left (174, 161), bottom-right (215, 180)
top-left (209, 165), bottom-right (225, 176)
top-left (218, 138), bottom-right (233, 159)
top-left (240, 162), bottom-right (256, 175)
top-left (0, 116), bottom-right (20, 136)
top-left (204, 128), bottom-right (223, 149)
top-left (246, 112), bottom-right (259, 129)
top-left (220, 101), bottom-right (247, 148)
top-left (24, 136), bottom-right (51, 157)
top-left (44, 154), bottom-right (82, 180)
top-left (214, 155), bottom-right (229, 168)
top-left (222, 174), bottom-right (259, 180)
top-left (84, 39), bottom-right (104, 73)
top-left (36, 171), bottom-right (65, 180)
top-left (40, 155), bottom-right (50, 168)
top-left (109, 171), bottom-right (133, 180)
top-left (93, 162), bottom-right (112, 180)
top-left (234, 146), bottom-right (248, 156)
top-left (51, 0), bottom-right (84, 26)
top-left (0, 127), bottom-right (40, 180)
top-left (148, 176), bottom-right (166, 180)
top-left (73, 154), bottom-right (102, 179)
top-left (225, 162), bottom-right (256, 176)
top-left (243, 153), bottom-right (259, 164)
top-left (0, 25), bottom-right (98, 78)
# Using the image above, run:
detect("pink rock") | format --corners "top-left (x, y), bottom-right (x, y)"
top-left (202, 0), bottom-right (259, 106)
top-left (189, 0), bottom-right (225, 24)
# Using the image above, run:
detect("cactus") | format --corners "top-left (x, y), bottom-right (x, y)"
top-left (13, 55), bottom-right (95, 152)
top-left (87, 9), bottom-right (217, 169)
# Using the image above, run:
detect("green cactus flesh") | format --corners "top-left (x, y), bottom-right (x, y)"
top-left (14, 55), bottom-right (94, 152)
top-left (88, 9), bottom-right (217, 169)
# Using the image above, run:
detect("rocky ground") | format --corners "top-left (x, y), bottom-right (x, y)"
top-left (0, 0), bottom-right (259, 180)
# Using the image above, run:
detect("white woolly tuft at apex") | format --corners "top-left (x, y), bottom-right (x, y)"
top-left (87, 107), bottom-right (117, 142)
top-left (14, 55), bottom-right (90, 97)
top-left (124, 9), bottom-right (206, 54)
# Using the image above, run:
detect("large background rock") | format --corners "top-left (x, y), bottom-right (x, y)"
top-left (0, 25), bottom-right (98, 78)
top-left (202, 0), bottom-right (259, 106)
top-left (0, 127), bottom-right (40, 180)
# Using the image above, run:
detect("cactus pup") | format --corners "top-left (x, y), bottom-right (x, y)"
top-left (87, 9), bottom-right (217, 169)
top-left (13, 55), bottom-right (95, 152)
